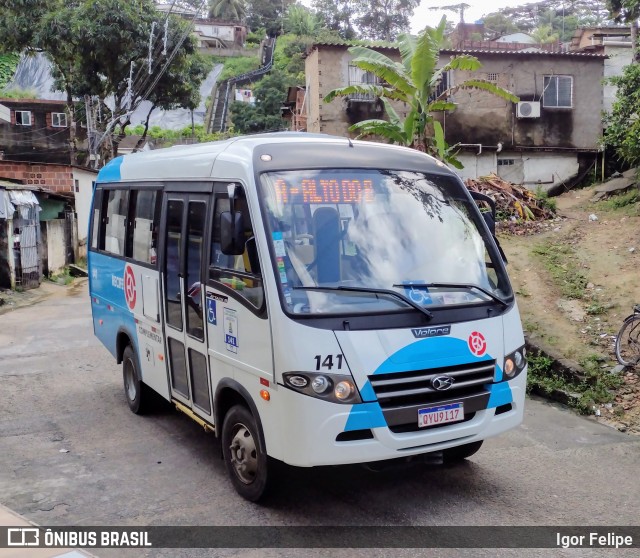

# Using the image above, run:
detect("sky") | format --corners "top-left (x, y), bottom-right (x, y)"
top-left (410, 1), bottom-right (523, 34)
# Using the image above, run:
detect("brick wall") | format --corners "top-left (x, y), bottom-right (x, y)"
top-left (0, 161), bottom-right (74, 193)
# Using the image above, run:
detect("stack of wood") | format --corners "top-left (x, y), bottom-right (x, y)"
top-left (464, 174), bottom-right (556, 221)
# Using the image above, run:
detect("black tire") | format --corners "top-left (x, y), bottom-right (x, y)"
top-left (615, 315), bottom-right (640, 367)
top-left (221, 405), bottom-right (271, 502)
top-left (122, 345), bottom-right (152, 415)
top-left (443, 440), bottom-right (483, 464)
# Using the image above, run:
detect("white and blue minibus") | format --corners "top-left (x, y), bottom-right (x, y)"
top-left (88, 133), bottom-right (527, 501)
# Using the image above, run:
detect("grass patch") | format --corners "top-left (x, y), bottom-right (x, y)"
top-left (532, 240), bottom-right (588, 299)
top-left (48, 268), bottom-right (74, 286)
top-left (598, 188), bottom-right (639, 211)
top-left (213, 55), bottom-right (261, 82)
top-left (527, 350), bottom-right (623, 415)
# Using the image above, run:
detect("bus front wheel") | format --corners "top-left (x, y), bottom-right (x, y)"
top-left (221, 405), bottom-right (270, 502)
top-left (442, 440), bottom-right (483, 464)
top-left (122, 345), bottom-right (150, 415)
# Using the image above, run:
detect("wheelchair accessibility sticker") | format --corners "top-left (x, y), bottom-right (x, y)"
top-left (224, 308), bottom-right (238, 354)
top-left (206, 298), bottom-right (217, 325)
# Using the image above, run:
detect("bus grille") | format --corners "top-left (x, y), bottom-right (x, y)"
top-left (368, 360), bottom-right (496, 433)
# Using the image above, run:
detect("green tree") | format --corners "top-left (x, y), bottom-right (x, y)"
top-left (356, 0), bottom-right (420, 42)
top-left (482, 13), bottom-right (520, 37)
top-left (230, 70), bottom-right (288, 133)
top-left (208, 0), bottom-right (246, 21)
top-left (530, 24), bottom-right (560, 44)
top-left (604, 63), bottom-right (640, 166)
top-left (284, 4), bottom-right (322, 36)
top-left (0, 0), bottom-right (210, 163)
top-left (323, 17), bottom-right (519, 168)
top-left (246, 0), bottom-right (295, 37)
top-left (312, 0), bottom-right (359, 39)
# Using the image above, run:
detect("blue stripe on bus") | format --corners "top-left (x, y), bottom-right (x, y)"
top-left (97, 156), bottom-right (124, 183)
top-left (346, 337), bottom-right (509, 430)
top-left (344, 402), bottom-right (386, 431)
top-left (487, 382), bottom-right (513, 408)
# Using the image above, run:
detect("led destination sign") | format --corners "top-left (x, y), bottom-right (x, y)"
top-left (274, 178), bottom-right (375, 204)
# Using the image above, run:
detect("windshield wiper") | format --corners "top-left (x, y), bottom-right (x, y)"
top-left (292, 285), bottom-right (433, 320)
top-left (392, 282), bottom-right (509, 307)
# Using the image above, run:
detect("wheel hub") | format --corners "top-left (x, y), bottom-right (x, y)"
top-left (229, 424), bottom-right (258, 484)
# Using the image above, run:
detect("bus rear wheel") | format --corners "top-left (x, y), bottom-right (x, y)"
top-left (122, 345), bottom-right (151, 415)
top-left (443, 440), bottom-right (483, 464)
top-left (221, 405), bottom-right (270, 502)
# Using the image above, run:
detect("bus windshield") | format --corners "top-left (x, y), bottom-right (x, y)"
top-left (259, 169), bottom-right (512, 315)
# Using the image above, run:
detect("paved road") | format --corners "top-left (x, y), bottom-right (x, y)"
top-left (1, 282), bottom-right (639, 558)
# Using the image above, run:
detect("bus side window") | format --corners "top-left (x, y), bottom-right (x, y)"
top-left (129, 190), bottom-right (162, 266)
top-left (90, 188), bottom-right (103, 251)
top-left (209, 188), bottom-right (264, 310)
top-left (103, 189), bottom-right (128, 257)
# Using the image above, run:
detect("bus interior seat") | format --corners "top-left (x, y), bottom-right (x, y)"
top-left (313, 207), bottom-right (341, 284)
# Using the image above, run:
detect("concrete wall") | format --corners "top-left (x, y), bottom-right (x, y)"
top-left (72, 167), bottom-right (97, 243)
top-left (306, 45), bottom-right (409, 137)
top-left (454, 150), bottom-right (581, 192)
top-left (442, 52), bottom-right (604, 151)
top-left (603, 45), bottom-right (632, 114)
top-left (45, 219), bottom-right (66, 275)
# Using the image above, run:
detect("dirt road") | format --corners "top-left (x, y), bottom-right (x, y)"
top-left (502, 185), bottom-right (640, 431)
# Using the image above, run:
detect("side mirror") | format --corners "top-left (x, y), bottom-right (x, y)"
top-left (470, 191), bottom-right (497, 235)
top-left (220, 211), bottom-right (245, 255)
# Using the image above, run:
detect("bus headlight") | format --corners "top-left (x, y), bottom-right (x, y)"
top-left (334, 380), bottom-right (355, 400)
top-left (503, 345), bottom-right (527, 380)
top-left (312, 375), bottom-right (331, 394)
top-left (283, 372), bottom-right (361, 404)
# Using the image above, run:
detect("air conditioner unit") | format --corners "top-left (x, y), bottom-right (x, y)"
top-left (517, 101), bottom-right (541, 119)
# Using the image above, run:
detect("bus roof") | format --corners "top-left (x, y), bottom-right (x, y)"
top-left (96, 132), bottom-right (450, 184)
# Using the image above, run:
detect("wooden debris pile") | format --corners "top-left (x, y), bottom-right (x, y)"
top-left (465, 174), bottom-right (556, 222)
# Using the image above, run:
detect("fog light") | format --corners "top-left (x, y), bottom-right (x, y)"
top-left (504, 358), bottom-right (515, 377)
top-left (312, 375), bottom-right (331, 394)
top-left (334, 380), bottom-right (354, 400)
top-left (288, 375), bottom-right (308, 388)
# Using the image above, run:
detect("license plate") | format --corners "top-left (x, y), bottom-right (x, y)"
top-left (418, 402), bottom-right (464, 428)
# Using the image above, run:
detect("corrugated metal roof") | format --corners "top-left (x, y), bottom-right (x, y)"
top-left (440, 49), bottom-right (607, 58)
top-left (307, 42), bottom-right (607, 58)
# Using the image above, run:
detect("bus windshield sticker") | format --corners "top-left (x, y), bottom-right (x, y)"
top-left (224, 308), bottom-right (238, 354)
top-left (206, 298), bottom-right (217, 325)
top-left (273, 232), bottom-right (286, 258)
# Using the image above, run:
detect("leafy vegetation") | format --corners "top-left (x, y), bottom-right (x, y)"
top-left (122, 123), bottom-right (230, 145)
top-left (0, 52), bottom-right (19, 89)
top-left (527, 351), bottom-right (623, 415)
top-left (215, 55), bottom-right (261, 82)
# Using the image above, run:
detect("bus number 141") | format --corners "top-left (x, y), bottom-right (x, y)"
top-left (314, 354), bottom-right (344, 371)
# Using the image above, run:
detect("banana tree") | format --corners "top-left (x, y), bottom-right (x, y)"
top-left (323, 17), bottom-right (519, 168)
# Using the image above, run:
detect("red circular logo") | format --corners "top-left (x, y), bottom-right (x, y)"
top-left (124, 265), bottom-right (136, 310)
top-left (468, 331), bottom-right (487, 357)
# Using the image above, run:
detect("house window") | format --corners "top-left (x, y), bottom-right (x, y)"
top-left (543, 75), bottom-right (573, 108)
top-left (52, 112), bottom-right (68, 127)
top-left (348, 65), bottom-right (383, 102)
top-left (15, 111), bottom-right (31, 126)
top-left (74, 179), bottom-right (80, 193)
top-left (497, 159), bottom-right (515, 166)
top-left (487, 73), bottom-right (499, 82)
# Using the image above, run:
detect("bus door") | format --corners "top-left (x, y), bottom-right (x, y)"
top-left (162, 193), bottom-right (213, 420)
top-left (206, 183), bottom-right (273, 407)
